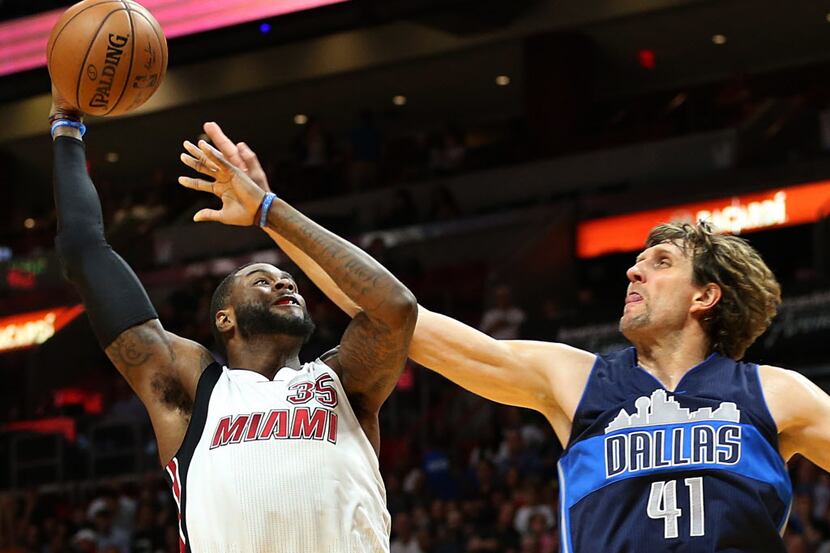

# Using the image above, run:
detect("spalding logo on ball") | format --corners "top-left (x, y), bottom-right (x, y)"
top-left (47, 0), bottom-right (168, 117)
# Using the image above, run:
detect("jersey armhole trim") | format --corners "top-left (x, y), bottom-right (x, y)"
top-left (754, 364), bottom-right (782, 450)
top-left (167, 362), bottom-right (223, 466)
top-left (562, 353), bottom-right (601, 451)
top-left (317, 360), bottom-right (382, 468)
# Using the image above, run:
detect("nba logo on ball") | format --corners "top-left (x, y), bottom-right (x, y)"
top-left (47, 0), bottom-right (168, 117)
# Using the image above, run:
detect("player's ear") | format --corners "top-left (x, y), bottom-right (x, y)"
top-left (215, 308), bottom-right (234, 333)
top-left (690, 283), bottom-right (721, 316)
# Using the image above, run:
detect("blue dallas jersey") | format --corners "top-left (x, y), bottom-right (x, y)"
top-left (557, 348), bottom-right (792, 553)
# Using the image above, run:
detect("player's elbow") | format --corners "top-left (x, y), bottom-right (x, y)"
top-left (386, 289), bottom-right (418, 329)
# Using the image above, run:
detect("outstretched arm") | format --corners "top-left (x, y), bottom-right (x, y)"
top-left (200, 124), bottom-right (595, 442)
top-left (762, 366), bottom-right (830, 469)
top-left (50, 90), bottom-right (213, 465)
top-left (178, 138), bottom-right (417, 428)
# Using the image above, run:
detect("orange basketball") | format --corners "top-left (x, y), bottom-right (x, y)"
top-left (47, 0), bottom-right (167, 117)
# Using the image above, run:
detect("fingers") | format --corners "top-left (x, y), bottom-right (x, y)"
top-left (237, 142), bottom-right (264, 173)
top-left (177, 175), bottom-right (214, 193)
top-left (181, 141), bottom-right (219, 175)
top-left (203, 121), bottom-right (248, 172)
top-left (193, 208), bottom-right (222, 223)
top-left (198, 139), bottom-right (230, 170)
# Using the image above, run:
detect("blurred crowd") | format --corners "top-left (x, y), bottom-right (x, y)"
top-left (2, 409), bottom-right (830, 553)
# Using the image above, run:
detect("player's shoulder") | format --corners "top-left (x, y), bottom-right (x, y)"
top-left (757, 364), bottom-right (822, 427)
top-left (757, 363), bottom-right (811, 391)
top-left (308, 347), bottom-right (343, 378)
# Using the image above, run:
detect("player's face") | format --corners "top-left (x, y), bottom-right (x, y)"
top-left (619, 242), bottom-right (700, 340)
top-left (231, 264), bottom-right (315, 340)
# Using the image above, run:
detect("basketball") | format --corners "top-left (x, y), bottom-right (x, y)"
top-left (46, 0), bottom-right (167, 117)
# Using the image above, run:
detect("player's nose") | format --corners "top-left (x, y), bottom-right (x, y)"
top-left (273, 278), bottom-right (296, 293)
top-left (626, 263), bottom-right (644, 283)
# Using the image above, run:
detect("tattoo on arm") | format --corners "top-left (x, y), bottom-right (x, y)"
top-left (336, 313), bottom-right (412, 411)
top-left (267, 201), bottom-right (416, 408)
top-left (106, 325), bottom-right (165, 369)
top-left (268, 204), bottom-right (410, 317)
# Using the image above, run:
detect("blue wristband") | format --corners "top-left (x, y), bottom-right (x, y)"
top-left (258, 192), bottom-right (277, 227)
top-left (51, 119), bottom-right (86, 138)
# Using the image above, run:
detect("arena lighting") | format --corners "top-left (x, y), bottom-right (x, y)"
top-left (711, 34), bottom-right (728, 45)
top-left (638, 49), bottom-right (656, 70)
top-left (294, 113), bottom-right (309, 125)
top-left (0, 0), bottom-right (349, 77)
top-left (0, 305), bottom-right (84, 353)
top-left (392, 95), bottom-right (407, 106)
top-left (495, 75), bottom-right (511, 86)
top-left (576, 180), bottom-right (830, 258)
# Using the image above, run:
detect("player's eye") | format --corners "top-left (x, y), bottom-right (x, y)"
top-left (254, 278), bottom-right (269, 285)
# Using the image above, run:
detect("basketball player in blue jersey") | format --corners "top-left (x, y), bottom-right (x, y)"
top-left (199, 123), bottom-right (830, 553)
top-left (48, 87), bottom-right (417, 552)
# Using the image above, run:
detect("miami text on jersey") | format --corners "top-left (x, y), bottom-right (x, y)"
top-left (604, 389), bottom-right (742, 478)
top-left (210, 373), bottom-right (340, 448)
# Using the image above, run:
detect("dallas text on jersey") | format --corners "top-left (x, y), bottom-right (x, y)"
top-left (604, 389), bottom-right (743, 478)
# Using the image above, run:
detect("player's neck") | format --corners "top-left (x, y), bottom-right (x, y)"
top-left (226, 334), bottom-right (303, 378)
top-left (633, 331), bottom-right (711, 391)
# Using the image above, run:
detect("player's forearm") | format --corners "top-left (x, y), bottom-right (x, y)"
top-left (53, 136), bottom-right (157, 348)
top-left (264, 200), bottom-right (416, 324)
top-left (262, 228), bottom-right (361, 318)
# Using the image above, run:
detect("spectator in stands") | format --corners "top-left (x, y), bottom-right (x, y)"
top-left (90, 506), bottom-right (128, 553)
top-left (391, 512), bottom-right (423, 553)
top-left (129, 502), bottom-right (164, 553)
top-left (71, 529), bottom-right (97, 553)
top-left (426, 185), bottom-right (461, 223)
top-left (429, 128), bottom-right (467, 175)
top-left (513, 483), bottom-right (555, 537)
top-left (521, 297), bottom-right (562, 342)
top-left (479, 285), bottom-right (526, 340)
top-left (377, 189), bottom-right (421, 229)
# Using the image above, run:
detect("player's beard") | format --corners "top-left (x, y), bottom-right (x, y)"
top-left (235, 300), bottom-right (316, 343)
top-left (619, 305), bottom-right (651, 340)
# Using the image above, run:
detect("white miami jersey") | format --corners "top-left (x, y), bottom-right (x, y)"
top-left (164, 360), bottom-right (390, 553)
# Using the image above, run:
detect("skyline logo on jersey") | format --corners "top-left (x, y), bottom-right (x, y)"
top-left (604, 389), bottom-right (742, 478)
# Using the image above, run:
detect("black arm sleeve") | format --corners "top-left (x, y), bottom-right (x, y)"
top-left (53, 135), bottom-right (158, 348)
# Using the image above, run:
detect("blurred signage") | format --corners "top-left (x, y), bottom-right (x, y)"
top-left (0, 0), bottom-right (349, 77)
top-left (0, 305), bottom-right (84, 353)
top-left (3, 256), bottom-right (49, 290)
top-left (577, 180), bottom-right (830, 258)
top-left (556, 290), bottom-right (830, 365)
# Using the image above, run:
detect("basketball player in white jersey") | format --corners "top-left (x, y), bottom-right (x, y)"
top-left (199, 123), bottom-right (830, 552)
top-left (49, 88), bottom-right (416, 553)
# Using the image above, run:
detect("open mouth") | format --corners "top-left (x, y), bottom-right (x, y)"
top-left (625, 292), bottom-right (644, 305)
top-left (273, 296), bottom-right (300, 307)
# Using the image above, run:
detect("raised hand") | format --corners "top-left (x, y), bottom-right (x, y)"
top-left (178, 140), bottom-right (266, 226)
top-left (201, 122), bottom-right (270, 193)
top-left (49, 82), bottom-right (83, 121)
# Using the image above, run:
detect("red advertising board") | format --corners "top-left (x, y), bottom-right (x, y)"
top-left (0, 305), bottom-right (84, 352)
top-left (577, 181), bottom-right (830, 258)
